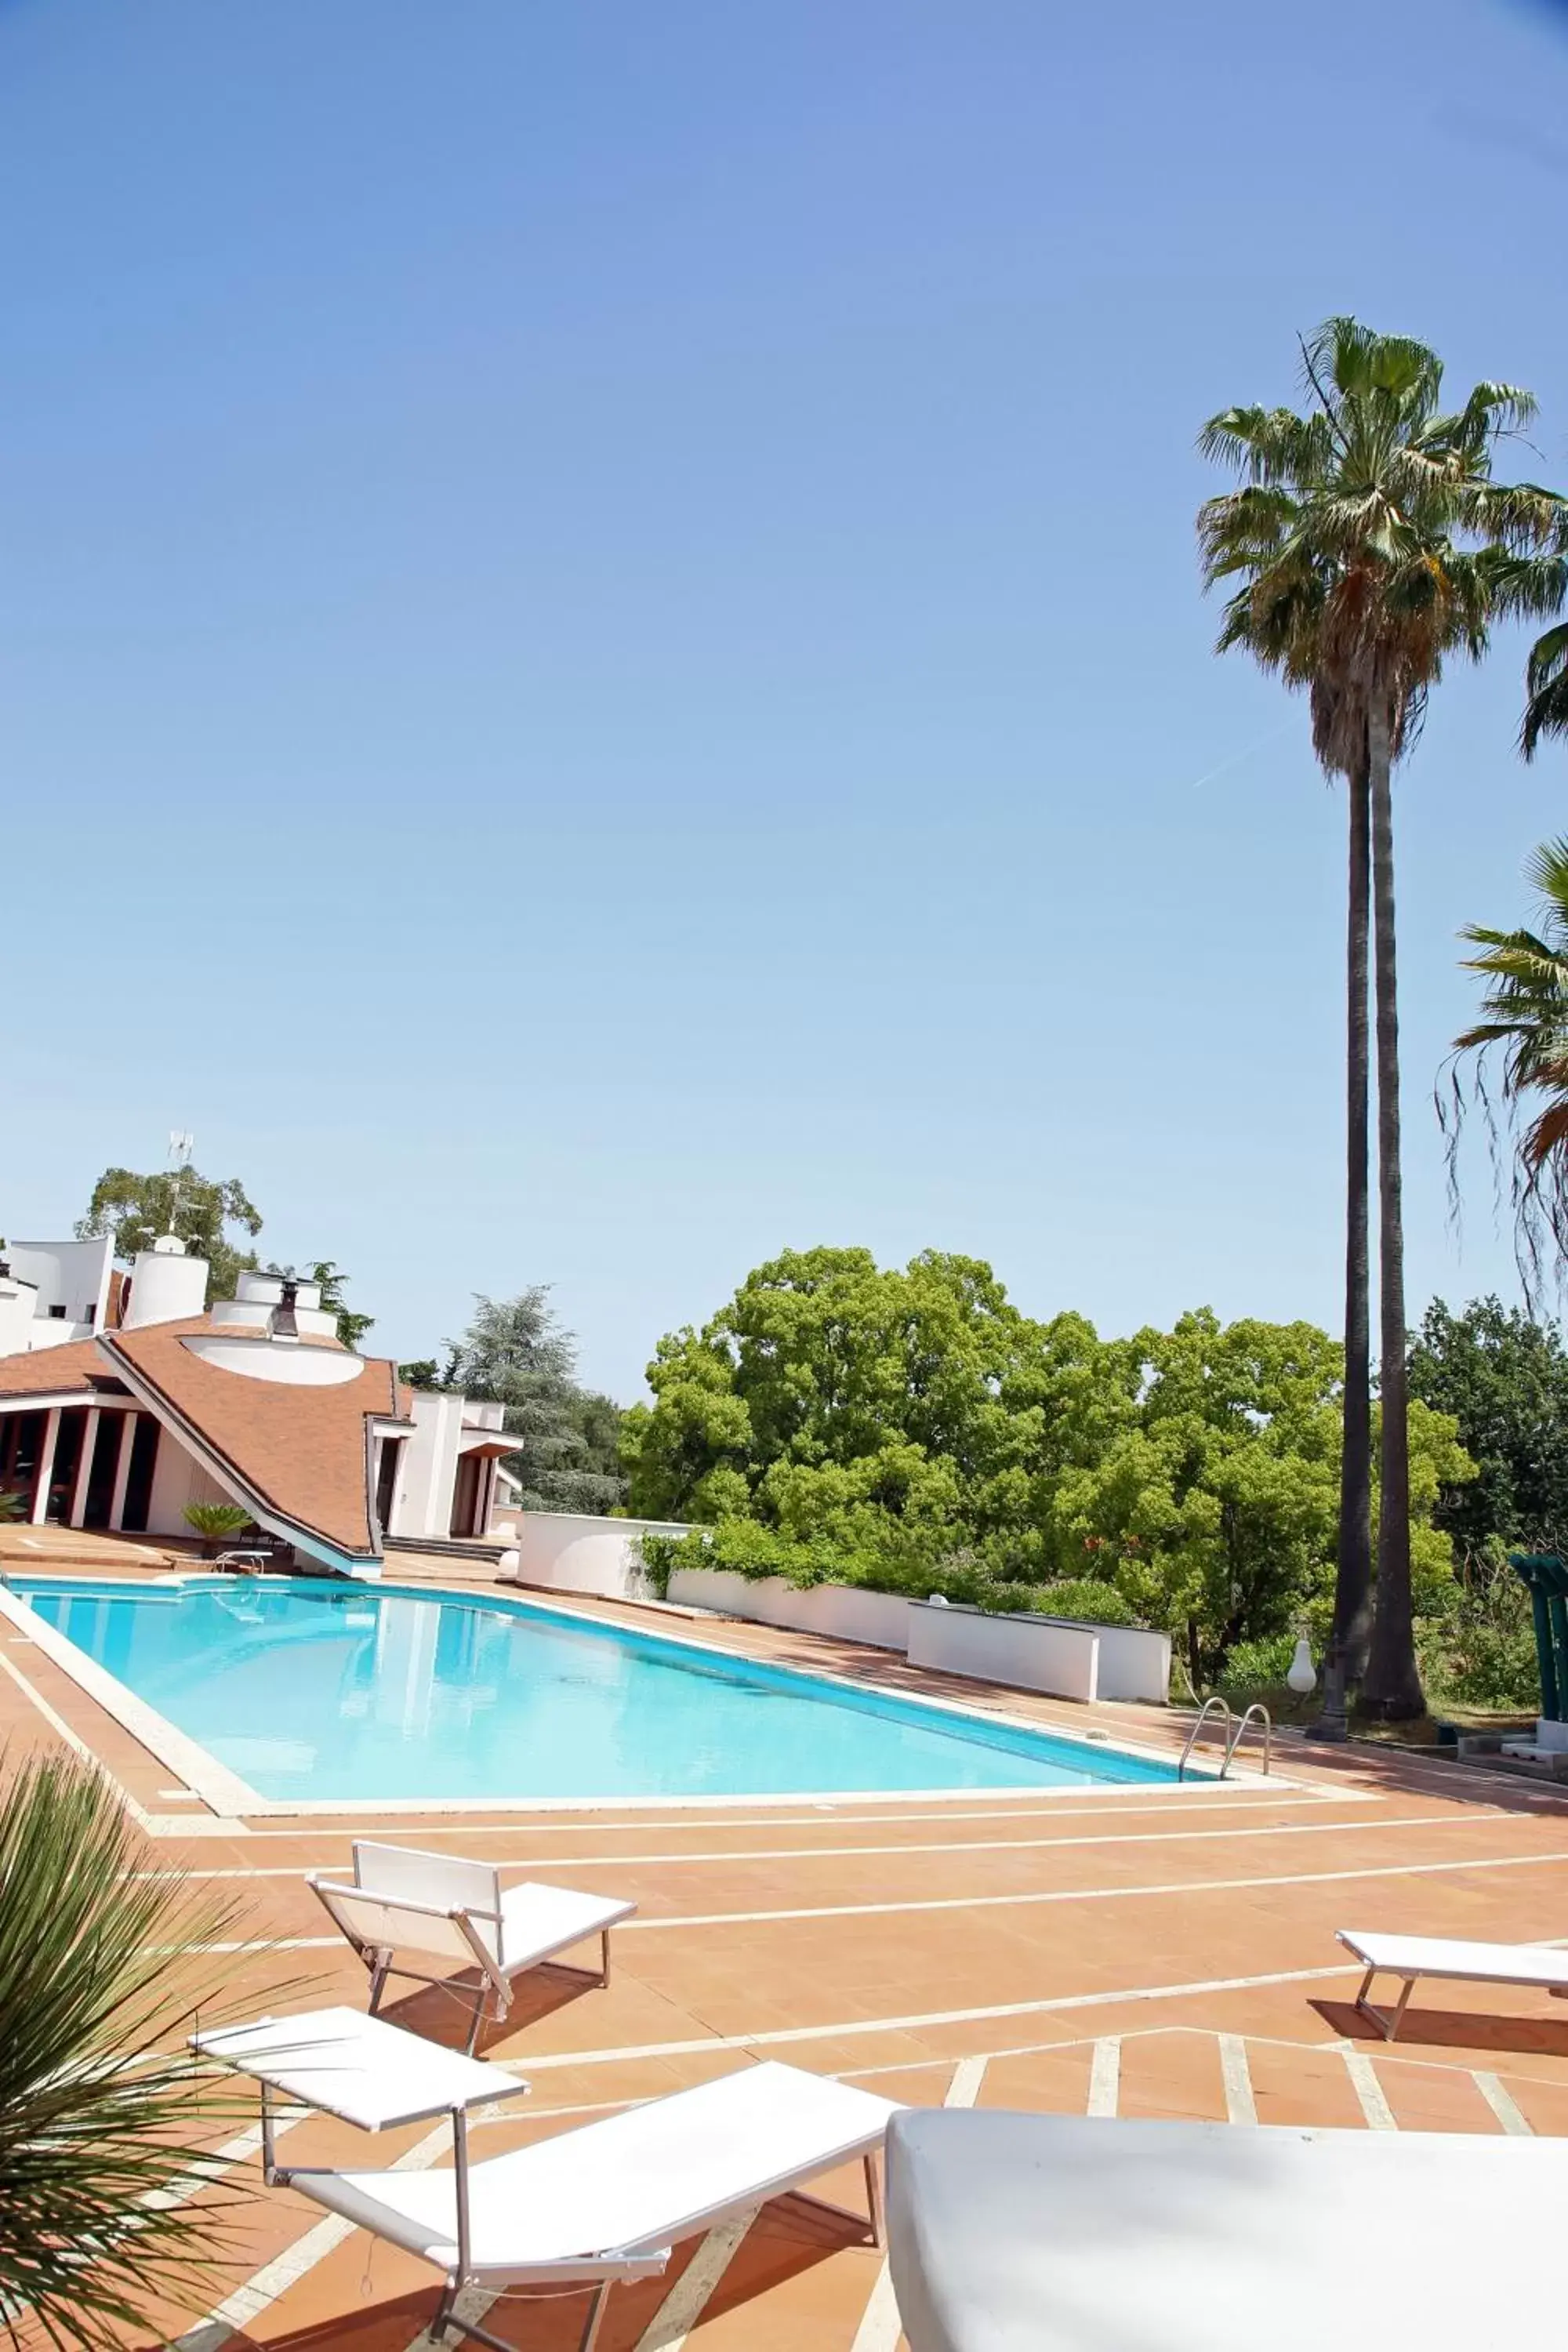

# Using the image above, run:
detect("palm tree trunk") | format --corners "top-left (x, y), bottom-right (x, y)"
top-left (1362, 706), bottom-right (1425, 1719)
top-left (1315, 756), bottom-right (1373, 1737)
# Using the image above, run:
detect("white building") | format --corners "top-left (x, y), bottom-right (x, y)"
top-left (0, 1236), bottom-right (517, 1577)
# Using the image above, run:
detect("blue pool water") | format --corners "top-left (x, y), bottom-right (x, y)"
top-left (7, 1577), bottom-right (1183, 1802)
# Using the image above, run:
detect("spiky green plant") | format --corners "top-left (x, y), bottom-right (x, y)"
top-left (181, 1503), bottom-right (252, 1557)
top-left (0, 1750), bottom-right (255, 2349)
top-left (0, 1492), bottom-right (25, 1525)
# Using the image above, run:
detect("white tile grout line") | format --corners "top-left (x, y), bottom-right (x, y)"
top-left (225, 1789), bottom-right (1372, 1839)
top-left (1086, 2037), bottom-right (1121, 2117)
top-left (1218, 2034), bottom-right (1258, 2125)
top-left (632, 2206), bottom-right (763, 2352)
top-left (851, 2053), bottom-right (989, 2352)
top-left (1342, 2050), bottom-right (1398, 2130)
top-left (138, 1809), bottom-right (1496, 1881)
top-left (177, 1842), bottom-right (1568, 1952)
top-left (1473, 2070), bottom-right (1535, 2134)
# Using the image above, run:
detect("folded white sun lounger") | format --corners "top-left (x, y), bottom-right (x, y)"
top-left (281, 2058), bottom-right (900, 2352)
top-left (1337, 1926), bottom-right (1568, 2040)
top-left (309, 1841), bottom-right (636, 2052)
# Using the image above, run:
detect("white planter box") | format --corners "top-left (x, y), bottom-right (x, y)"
top-left (907, 1602), bottom-right (1102, 1704)
top-left (666, 1568), bottom-right (911, 1653)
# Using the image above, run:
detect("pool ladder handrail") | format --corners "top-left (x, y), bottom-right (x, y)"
top-left (1178, 1693), bottom-right (1232, 1779)
top-left (1177, 1694), bottom-right (1273, 1779)
top-left (1225, 1700), bottom-right (1272, 1778)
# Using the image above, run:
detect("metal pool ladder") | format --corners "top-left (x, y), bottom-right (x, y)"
top-left (1178, 1695), bottom-right (1272, 1779)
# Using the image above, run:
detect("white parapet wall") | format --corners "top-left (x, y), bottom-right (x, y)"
top-left (666, 1566), bottom-right (913, 1652)
top-left (505, 1512), bottom-right (697, 1602)
top-left (907, 1602), bottom-right (1103, 1704)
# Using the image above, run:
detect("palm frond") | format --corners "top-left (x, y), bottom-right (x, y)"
top-left (0, 1750), bottom-right (274, 2350)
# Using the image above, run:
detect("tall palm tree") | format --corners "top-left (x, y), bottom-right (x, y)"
top-left (1199, 318), bottom-right (1566, 1719)
top-left (1450, 837), bottom-right (1568, 1293)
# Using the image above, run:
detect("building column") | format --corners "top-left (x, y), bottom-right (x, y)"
top-left (68, 1408), bottom-right (100, 1529)
top-left (29, 1408), bottom-right (60, 1525)
top-left (108, 1413), bottom-right (137, 1532)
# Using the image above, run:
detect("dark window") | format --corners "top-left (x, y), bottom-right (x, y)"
top-left (0, 1410), bottom-right (44, 1512)
top-left (449, 1453), bottom-right (481, 1538)
top-left (120, 1415), bottom-right (160, 1533)
top-left (374, 1439), bottom-right (401, 1534)
top-left (46, 1413), bottom-right (85, 1523)
top-left (47, 1304), bottom-right (67, 1321)
top-left (83, 1414), bottom-right (123, 1530)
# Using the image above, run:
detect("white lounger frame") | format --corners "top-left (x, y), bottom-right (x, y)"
top-left (1339, 1929), bottom-right (1568, 2042)
top-left (268, 2061), bottom-right (894, 2352)
top-left (310, 1841), bottom-right (626, 2053)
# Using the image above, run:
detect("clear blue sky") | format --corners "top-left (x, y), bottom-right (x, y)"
top-left (5, 0), bottom-right (1568, 1399)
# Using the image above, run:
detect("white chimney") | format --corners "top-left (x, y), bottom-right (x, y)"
top-left (120, 1235), bottom-right (209, 1330)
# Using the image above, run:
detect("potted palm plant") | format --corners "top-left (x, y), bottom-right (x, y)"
top-left (182, 1501), bottom-right (252, 1558)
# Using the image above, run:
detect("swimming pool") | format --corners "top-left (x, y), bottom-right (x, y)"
top-left (5, 1576), bottom-right (1190, 1806)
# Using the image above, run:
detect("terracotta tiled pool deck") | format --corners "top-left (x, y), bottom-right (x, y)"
top-left (9, 1527), bottom-right (1568, 2350)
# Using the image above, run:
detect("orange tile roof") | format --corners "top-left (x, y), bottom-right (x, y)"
top-left (102, 1319), bottom-right (411, 1563)
top-left (0, 1338), bottom-right (104, 1398)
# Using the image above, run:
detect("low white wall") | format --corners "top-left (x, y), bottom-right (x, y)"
top-left (907, 1602), bottom-right (1102, 1704)
top-left (666, 1566), bottom-right (912, 1653)
top-left (508, 1512), bottom-right (695, 1602)
top-left (1087, 1621), bottom-right (1171, 1704)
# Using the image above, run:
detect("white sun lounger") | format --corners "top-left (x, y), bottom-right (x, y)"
top-left (884, 2108), bottom-right (1568, 2352)
top-left (280, 2056), bottom-right (900, 2352)
top-left (1338, 1927), bottom-right (1568, 2040)
top-left (309, 1841), bottom-right (636, 2053)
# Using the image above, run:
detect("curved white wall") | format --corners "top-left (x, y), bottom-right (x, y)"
top-left (505, 1512), bottom-right (695, 1601)
top-left (122, 1248), bottom-right (209, 1329)
top-left (180, 1336), bottom-right (367, 1385)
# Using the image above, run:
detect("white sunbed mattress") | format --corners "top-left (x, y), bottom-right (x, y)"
top-left (886, 2110), bottom-right (1568, 2352)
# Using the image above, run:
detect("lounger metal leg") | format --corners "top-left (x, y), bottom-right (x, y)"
top-left (464, 1980), bottom-right (490, 2058)
top-left (1383, 1976), bottom-right (1417, 2042)
top-left (577, 2281), bottom-right (612, 2352)
top-left (864, 2151), bottom-right (886, 2249)
top-left (1353, 1966), bottom-right (1417, 2042)
top-left (368, 1947), bottom-right (394, 2017)
top-left (601, 1926), bottom-right (612, 1987)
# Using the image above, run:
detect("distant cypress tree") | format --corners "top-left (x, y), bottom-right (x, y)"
top-left (444, 1288), bottom-right (626, 1513)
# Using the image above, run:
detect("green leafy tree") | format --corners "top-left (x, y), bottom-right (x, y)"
top-left (1407, 1295), bottom-right (1568, 1558)
top-left (1199, 317), bottom-right (1566, 1720)
top-left (397, 1358), bottom-right (442, 1389)
top-left (445, 1289), bottom-right (626, 1513)
top-left (621, 1246), bottom-right (1082, 1569)
top-left (1448, 838), bottom-right (1568, 1294)
top-left (0, 1748), bottom-right (256, 2348)
top-left (76, 1166), bottom-right (263, 1305)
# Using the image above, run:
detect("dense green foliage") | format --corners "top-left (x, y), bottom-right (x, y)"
top-left (1408, 1296), bottom-right (1568, 1558)
top-left (76, 1164), bottom-right (263, 1304)
top-left (622, 1247), bottom-right (1471, 1679)
top-left (0, 1751), bottom-right (254, 2347)
top-left (444, 1288), bottom-right (627, 1513)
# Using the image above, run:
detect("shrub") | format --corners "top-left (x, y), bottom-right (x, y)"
top-left (637, 1524), bottom-right (1145, 1626)
top-left (1216, 1632), bottom-right (1298, 1695)
top-left (1004, 1579), bottom-right (1138, 1628)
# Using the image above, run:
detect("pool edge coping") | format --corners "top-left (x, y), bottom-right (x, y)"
top-left (0, 1571), bottom-right (1293, 1818)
